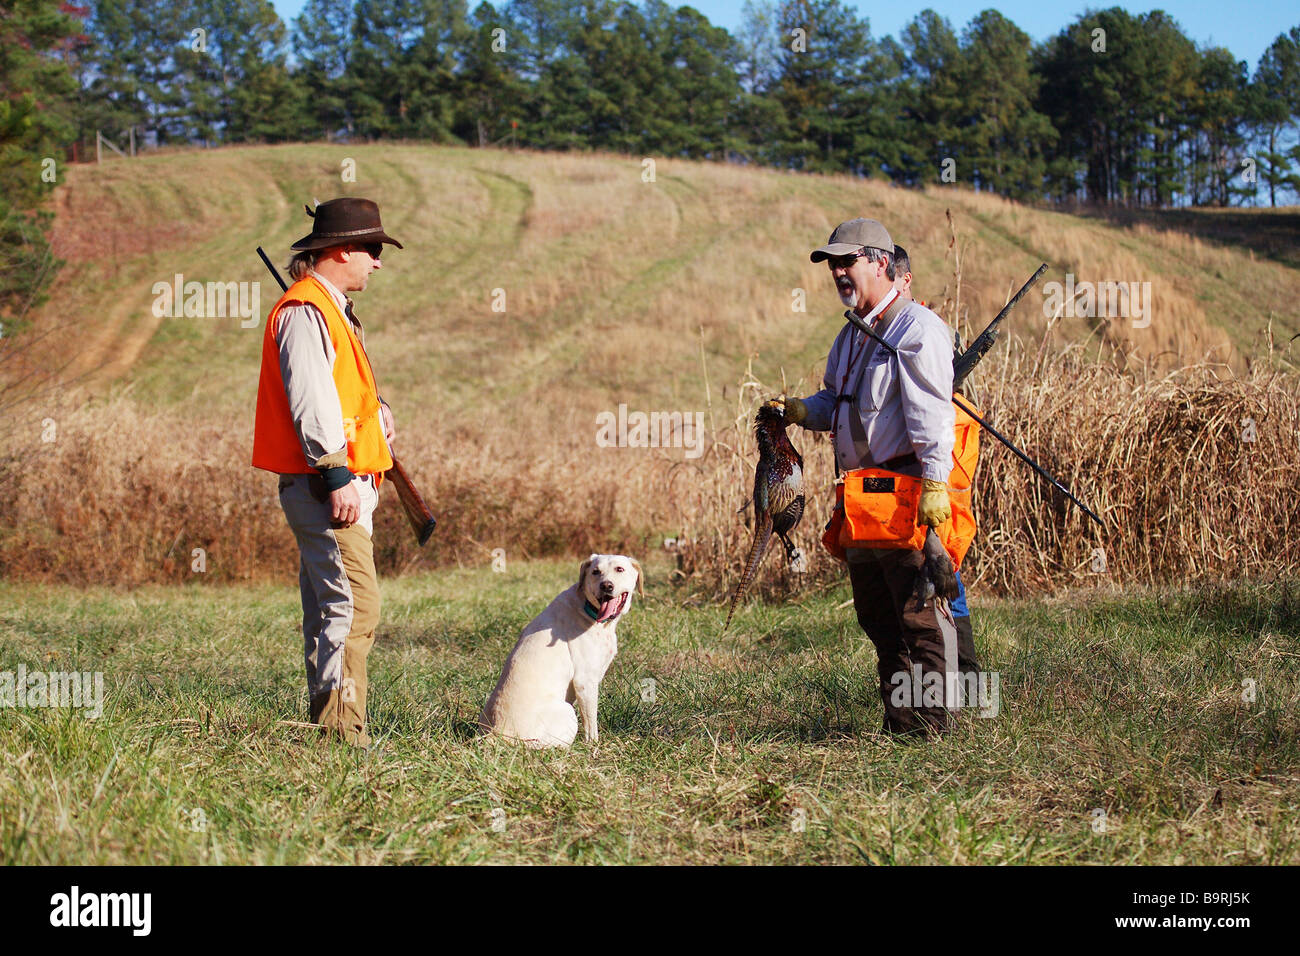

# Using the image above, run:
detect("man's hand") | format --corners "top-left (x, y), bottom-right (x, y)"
top-left (330, 482), bottom-right (361, 527)
top-left (767, 396), bottom-right (807, 425)
top-left (380, 402), bottom-right (396, 446)
top-left (918, 479), bottom-right (951, 527)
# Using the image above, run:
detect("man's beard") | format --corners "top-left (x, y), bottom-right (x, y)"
top-left (838, 288), bottom-right (859, 309)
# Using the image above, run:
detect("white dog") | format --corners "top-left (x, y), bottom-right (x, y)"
top-left (479, 554), bottom-right (642, 748)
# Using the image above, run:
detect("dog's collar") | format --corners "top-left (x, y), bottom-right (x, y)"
top-left (582, 600), bottom-right (602, 621)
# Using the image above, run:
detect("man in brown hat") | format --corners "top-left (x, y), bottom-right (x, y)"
top-left (777, 218), bottom-right (961, 737)
top-left (252, 197), bottom-right (402, 748)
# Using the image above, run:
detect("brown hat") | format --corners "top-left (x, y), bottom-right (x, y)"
top-left (290, 197), bottom-right (403, 252)
top-left (810, 218), bottom-right (892, 262)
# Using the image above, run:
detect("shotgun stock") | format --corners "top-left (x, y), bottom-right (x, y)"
top-left (388, 457), bottom-right (437, 546)
top-left (254, 245), bottom-right (436, 547)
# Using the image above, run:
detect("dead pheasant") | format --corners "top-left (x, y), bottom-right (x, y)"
top-left (724, 400), bottom-right (805, 630)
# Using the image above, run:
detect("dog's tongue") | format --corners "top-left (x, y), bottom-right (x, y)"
top-left (596, 593), bottom-right (625, 623)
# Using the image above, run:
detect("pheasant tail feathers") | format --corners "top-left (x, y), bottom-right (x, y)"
top-left (724, 513), bottom-right (773, 632)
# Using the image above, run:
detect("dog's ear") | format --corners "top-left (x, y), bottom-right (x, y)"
top-left (629, 557), bottom-right (644, 597)
top-left (577, 556), bottom-right (595, 590)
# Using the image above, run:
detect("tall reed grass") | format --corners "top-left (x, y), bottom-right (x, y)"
top-left (4, 341), bottom-right (1297, 600)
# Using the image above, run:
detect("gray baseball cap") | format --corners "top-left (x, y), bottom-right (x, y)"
top-left (810, 218), bottom-right (893, 263)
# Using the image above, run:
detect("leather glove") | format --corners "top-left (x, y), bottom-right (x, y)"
top-left (774, 396), bottom-right (807, 425)
top-left (918, 479), bottom-right (951, 527)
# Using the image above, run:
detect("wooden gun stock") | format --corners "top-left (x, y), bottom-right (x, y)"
top-left (387, 457), bottom-right (437, 546)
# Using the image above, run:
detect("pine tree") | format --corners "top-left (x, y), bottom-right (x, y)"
top-left (292, 0), bottom-right (357, 139)
top-left (80, 0), bottom-right (188, 146)
top-left (652, 2), bottom-right (743, 159)
top-left (955, 10), bottom-right (1054, 199)
top-left (899, 9), bottom-right (963, 186)
top-left (0, 0), bottom-right (82, 321)
top-left (768, 0), bottom-right (877, 173)
top-left (175, 0), bottom-right (302, 144)
top-left (455, 1), bottom-right (526, 146)
top-left (1037, 8), bottom-right (1201, 206)
top-left (349, 0), bottom-right (463, 141)
top-left (500, 0), bottom-right (587, 149)
top-left (732, 0), bottom-right (784, 164)
top-left (403, 0), bottom-right (469, 141)
top-left (1189, 47), bottom-right (1250, 206)
top-left (1248, 28), bottom-right (1300, 207)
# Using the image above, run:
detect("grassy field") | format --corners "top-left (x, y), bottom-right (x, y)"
top-left (4, 144), bottom-right (1298, 866)
top-left (2, 559), bottom-right (1296, 865)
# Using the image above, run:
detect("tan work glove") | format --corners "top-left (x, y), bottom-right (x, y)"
top-left (774, 396), bottom-right (807, 425)
top-left (918, 479), bottom-right (951, 527)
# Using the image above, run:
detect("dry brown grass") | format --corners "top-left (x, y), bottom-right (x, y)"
top-left (4, 342), bottom-right (1298, 600)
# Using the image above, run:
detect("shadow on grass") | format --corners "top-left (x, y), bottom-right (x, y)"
top-left (600, 663), bottom-right (881, 744)
top-left (1075, 205), bottom-right (1300, 271)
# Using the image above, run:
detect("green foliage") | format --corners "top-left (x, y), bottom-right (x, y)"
top-left (1248, 28), bottom-right (1300, 207)
top-left (10, 0), bottom-right (1300, 221)
top-left (1034, 8), bottom-right (1297, 208)
top-left (767, 0), bottom-right (880, 173)
top-left (454, 2), bottom-right (526, 146)
top-left (0, 0), bottom-right (81, 322)
top-left (347, 0), bottom-right (467, 141)
top-left (292, 0), bottom-right (358, 138)
top-left (79, 0), bottom-right (188, 144)
top-left (898, 9), bottom-right (962, 184)
top-left (955, 11), bottom-right (1054, 200)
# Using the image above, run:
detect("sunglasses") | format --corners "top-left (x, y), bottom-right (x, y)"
top-left (826, 251), bottom-right (867, 271)
top-left (354, 242), bottom-right (383, 260)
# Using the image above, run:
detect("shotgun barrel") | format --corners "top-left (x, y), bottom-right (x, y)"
top-left (952, 263), bottom-right (1049, 391)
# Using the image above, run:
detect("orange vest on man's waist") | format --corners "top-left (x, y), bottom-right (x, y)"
top-left (251, 276), bottom-right (392, 481)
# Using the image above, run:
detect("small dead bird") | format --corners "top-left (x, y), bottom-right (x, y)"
top-left (913, 527), bottom-right (961, 605)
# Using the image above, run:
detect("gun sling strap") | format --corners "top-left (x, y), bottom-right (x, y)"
top-left (830, 293), bottom-right (911, 476)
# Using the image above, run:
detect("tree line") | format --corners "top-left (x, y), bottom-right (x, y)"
top-left (3, 0), bottom-right (1300, 321)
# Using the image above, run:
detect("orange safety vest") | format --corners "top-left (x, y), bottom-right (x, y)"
top-left (251, 276), bottom-right (392, 483)
top-left (824, 398), bottom-right (981, 568)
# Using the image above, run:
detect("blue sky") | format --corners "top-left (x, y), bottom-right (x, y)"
top-left (269, 1), bottom-right (1297, 70)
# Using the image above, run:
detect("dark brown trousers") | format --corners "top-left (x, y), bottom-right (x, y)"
top-left (848, 548), bottom-right (961, 736)
top-left (954, 613), bottom-right (978, 678)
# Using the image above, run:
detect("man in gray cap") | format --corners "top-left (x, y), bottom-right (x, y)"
top-left (778, 218), bottom-right (960, 736)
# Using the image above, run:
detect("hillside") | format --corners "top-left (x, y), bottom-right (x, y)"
top-left (4, 143), bottom-right (1300, 590)
top-left (33, 142), bottom-right (1300, 416)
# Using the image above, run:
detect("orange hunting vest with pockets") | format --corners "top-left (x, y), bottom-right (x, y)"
top-left (251, 276), bottom-right (392, 482)
top-left (824, 398), bottom-right (981, 568)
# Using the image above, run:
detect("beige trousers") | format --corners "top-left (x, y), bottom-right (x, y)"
top-left (279, 473), bottom-right (381, 747)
